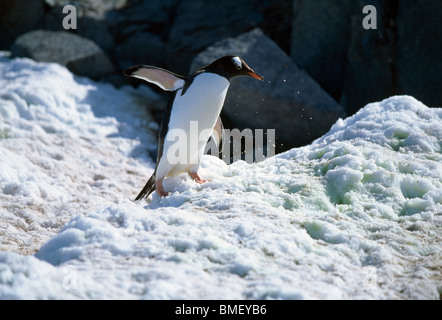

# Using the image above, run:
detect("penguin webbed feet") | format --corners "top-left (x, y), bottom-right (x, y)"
top-left (155, 178), bottom-right (169, 198)
top-left (189, 171), bottom-right (210, 184)
top-left (154, 173), bottom-right (210, 198)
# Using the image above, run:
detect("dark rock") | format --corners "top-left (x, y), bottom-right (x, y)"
top-left (11, 30), bottom-right (115, 79)
top-left (44, 9), bottom-right (115, 53)
top-left (339, 0), bottom-right (442, 113)
top-left (340, 0), bottom-right (398, 114)
top-left (166, 0), bottom-right (263, 75)
top-left (107, 0), bottom-right (177, 38)
top-left (0, 0), bottom-right (45, 49)
top-left (111, 0), bottom-right (291, 75)
top-left (291, 0), bottom-right (354, 100)
top-left (396, 0), bottom-right (442, 108)
top-left (258, 0), bottom-right (292, 54)
top-left (104, 0), bottom-right (179, 69)
top-left (191, 29), bottom-right (346, 151)
top-left (45, 0), bottom-right (127, 18)
top-left (43, 1), bottom-right (118, 53)
top-left (115, 32), bottom-right (166, 71)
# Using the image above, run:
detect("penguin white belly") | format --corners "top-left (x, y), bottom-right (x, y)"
top-left (156, 73), bottom-right (229, 179)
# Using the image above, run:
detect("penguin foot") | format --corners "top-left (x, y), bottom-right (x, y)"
top-left (155, 178), bottom-right (169, 197)
top-left (189, 172), bottom-right (210, 184)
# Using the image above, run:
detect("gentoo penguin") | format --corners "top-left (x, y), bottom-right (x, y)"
top-left (124, 55), bottom-right (263, 200)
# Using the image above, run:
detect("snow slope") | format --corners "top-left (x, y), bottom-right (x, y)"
top-left (0, 53), bottom-right (441, 299)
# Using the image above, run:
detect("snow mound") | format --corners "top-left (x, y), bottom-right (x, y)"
top-left (0, 53), bottom-right (441, 299)
top-left (0, 52), bottom-right (158, 255)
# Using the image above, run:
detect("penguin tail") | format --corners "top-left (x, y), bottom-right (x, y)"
top-left (134, 173), bottom-right (156, 201)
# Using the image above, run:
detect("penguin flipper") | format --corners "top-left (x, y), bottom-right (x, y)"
top-left (124, 65), bottom-right (185, 91)
top-left (135, 173), bottom-right (156, 201)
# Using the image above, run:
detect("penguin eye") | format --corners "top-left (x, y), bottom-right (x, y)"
top-left (232, 57), bottom-right (242, 70)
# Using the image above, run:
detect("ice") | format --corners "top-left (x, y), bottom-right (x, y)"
top-left (0, 53), bottom-right (441, 299)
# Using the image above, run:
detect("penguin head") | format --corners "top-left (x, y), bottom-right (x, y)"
top-left (202, 55), bottom-right (264, 81)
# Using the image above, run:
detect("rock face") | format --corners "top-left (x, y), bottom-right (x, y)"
top-left (291, 0), bottom-right (354, 101)
top-left (1, 0), bottom-right (441, 144)
top-left (340, 0), bottom-right (398, 114)
top-left (291, 0), bottom-right (442, 114)
top-left (166, 0), bottom-right (262, 75)
top-left (110, 0), bottom-right (291, 75)
top-left (191, 29), bottom-right (346, 151)
top-left (0, 0), bottom-right (46, 49)
top-left (395, 0), bottom-right (442, 108)
top-left (115, 32), bottom-right (166, 72)
top-left (10, 30), bottom-right (115, 79)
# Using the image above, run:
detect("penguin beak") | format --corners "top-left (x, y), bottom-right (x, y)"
top-left (240, 59), bottom-right (263, 80)
top-left (246, 69), bottom-right (264, 81)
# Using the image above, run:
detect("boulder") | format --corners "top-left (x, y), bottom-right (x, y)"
top-left (43, 0), bottom-right (123, 53)
top-left (11, 30), bottom-right (115, 80)
top-left (191, 29), bottom-right (346, 151)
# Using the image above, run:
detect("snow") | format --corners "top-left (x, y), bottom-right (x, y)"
top-left (0, 52), bottom-right (441, 299)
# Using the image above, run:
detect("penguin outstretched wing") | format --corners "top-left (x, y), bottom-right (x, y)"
top-left (124, 65), bottom-right (186, 91)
